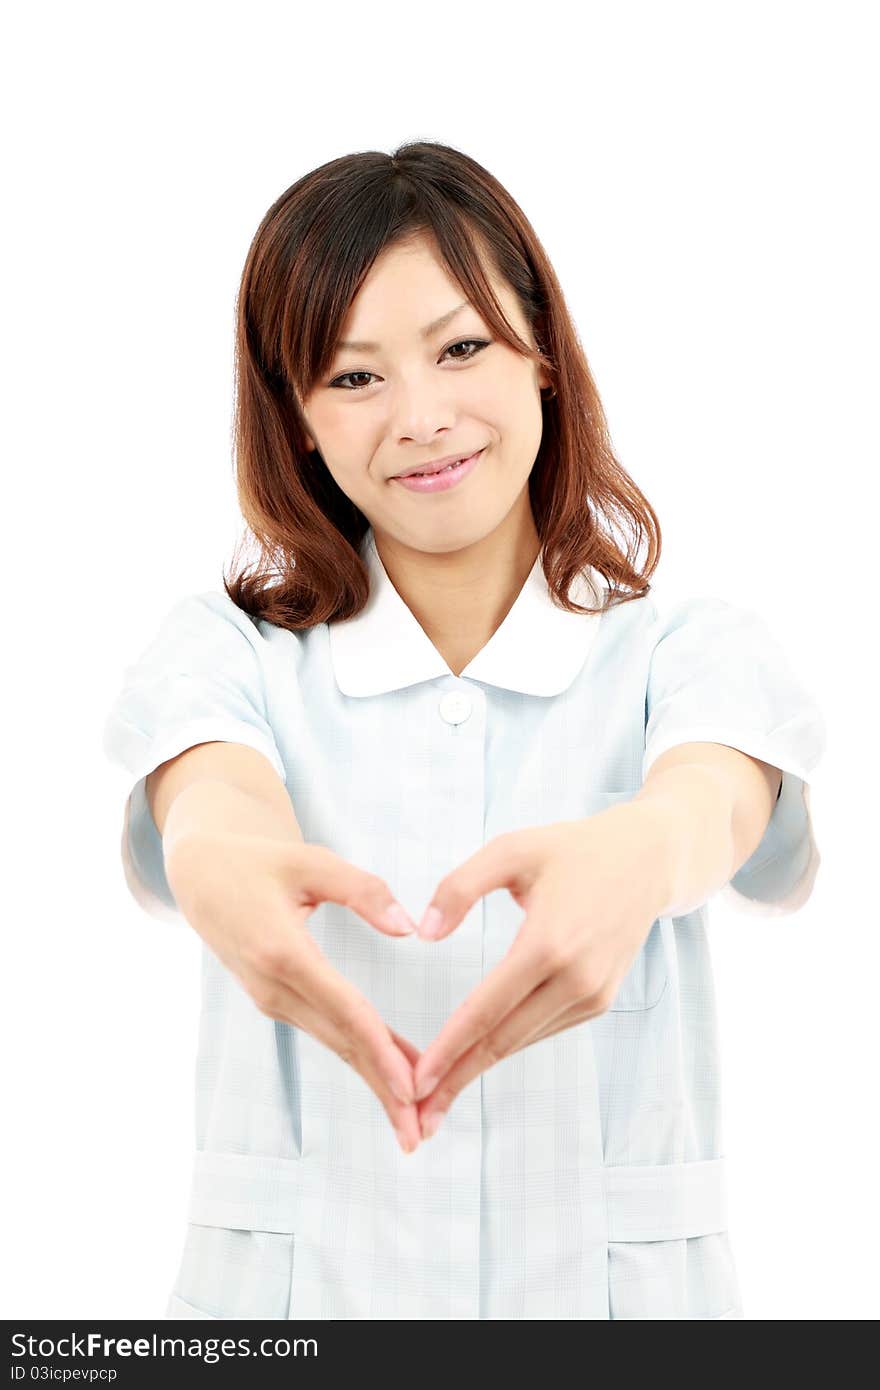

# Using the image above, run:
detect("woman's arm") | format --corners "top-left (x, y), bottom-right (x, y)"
top-left (147, 740), bottom-right (304, 854)
top-left (631, 740), bottom-right (782, 916)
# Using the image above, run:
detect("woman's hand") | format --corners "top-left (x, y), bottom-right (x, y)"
top-left (163, 832), bottom-right (425, 1154)
top-left (410, 802), bottom-right (672, 1140)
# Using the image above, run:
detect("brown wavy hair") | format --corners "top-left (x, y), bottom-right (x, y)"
top-left (223, 140), bottom-right (661, 628)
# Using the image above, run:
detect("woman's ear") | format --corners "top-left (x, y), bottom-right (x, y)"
top-left (291, 389), bottom-right (317, 452)
top-left (297, 410), bottom-right (317, 453)
top-left (534, 330), bottom-right (552, 395)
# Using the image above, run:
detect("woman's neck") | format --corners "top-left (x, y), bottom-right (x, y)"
top-left (372, 504), bottom-right (542, 676)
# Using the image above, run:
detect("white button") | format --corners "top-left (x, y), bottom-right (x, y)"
top-left (439, 690), bottom-right (473, 725)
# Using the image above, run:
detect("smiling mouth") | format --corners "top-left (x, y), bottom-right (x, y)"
top-left (404, 459), bottom-right (466, 479)
top-left (394, 449), bottom-right (483, 480)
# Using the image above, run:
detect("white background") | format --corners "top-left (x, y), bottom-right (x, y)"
top-left (4, 0), bottom-right (876, 1321)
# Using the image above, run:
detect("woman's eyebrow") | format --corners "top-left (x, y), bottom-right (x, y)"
top-left (336, 301), bottom-right (470, 352)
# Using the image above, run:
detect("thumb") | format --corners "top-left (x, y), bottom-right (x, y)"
top-left (416, 833), bottom-right (524, 941)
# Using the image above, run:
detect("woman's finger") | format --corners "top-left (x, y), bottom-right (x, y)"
top-left (237, 958), bottom-right (422, 1152)
top-left (510, 1000), bottom-right (594, 1054)
top-left (389, 1028), bottom-right (423, 1068)
top-left (418, 970), bottom-right (584, 1135)
top-left (412, 936), bottom-right (551, 1101)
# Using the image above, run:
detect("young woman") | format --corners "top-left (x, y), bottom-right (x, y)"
top-left (103, 140), bottom-right (826, 1320)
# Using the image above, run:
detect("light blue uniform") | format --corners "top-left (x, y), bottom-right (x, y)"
top-left (102, 526), bottom-right (826, 1319)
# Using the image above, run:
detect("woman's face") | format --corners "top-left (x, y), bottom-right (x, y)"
top-left (296, 232), bottom-right (550, 556)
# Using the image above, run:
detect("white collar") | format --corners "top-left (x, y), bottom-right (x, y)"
top-left (328, 528), bottom-right (607, 697)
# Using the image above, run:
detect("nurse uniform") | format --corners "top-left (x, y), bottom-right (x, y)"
top-left (102, 526), bottom-right (826, 1319)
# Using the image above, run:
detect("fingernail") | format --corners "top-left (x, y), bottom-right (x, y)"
top-left (396, 1129), bottom-right (417, 1154)
top-left (418, 906), bottom-right (444, 939)
top-left (421, 1111), bottom-right (444, 1140)
top-left (383, 902), bottom-right (417, 935)
top-left (390, 1078), bottom-right (414, 1105)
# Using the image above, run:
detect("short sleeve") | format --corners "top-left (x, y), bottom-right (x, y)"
top-left (101, 591), bottom-right (287, 923)
top-left (642, 596), bottom-right (827, 917)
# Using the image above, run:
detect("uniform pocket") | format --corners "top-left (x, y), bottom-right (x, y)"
top-left (586, 790), bottom-right (669, 1011)
top-left (167, 1151), bottom-right (301, 1320)
top-left (167, 1223), bottom-right (296, 1321)
top-left (165, 1291), bottom-right (222, 1320)
top-left (607, 1228), bottom-right (743, 1319)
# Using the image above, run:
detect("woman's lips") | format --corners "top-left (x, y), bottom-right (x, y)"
top-left (391, 448), bottom-right (484, 493)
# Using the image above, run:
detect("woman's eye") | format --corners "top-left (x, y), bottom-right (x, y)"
top-left (328, 339), bottom-right (490, 391)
